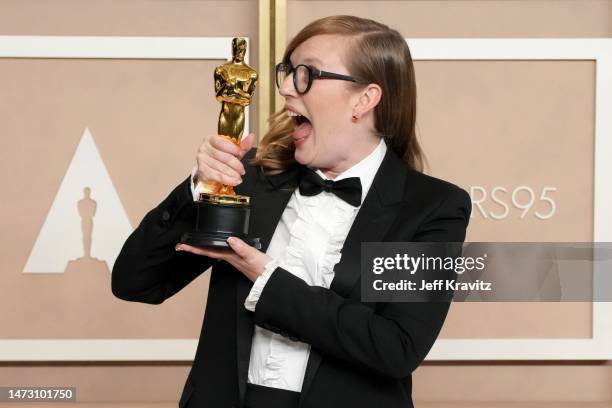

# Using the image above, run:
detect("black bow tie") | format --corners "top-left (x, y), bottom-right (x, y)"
top-left (298, 167), bottom-right (362, 207)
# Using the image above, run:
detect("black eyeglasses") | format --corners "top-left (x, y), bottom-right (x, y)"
top-left (275, 62), bottom-right (358, 94)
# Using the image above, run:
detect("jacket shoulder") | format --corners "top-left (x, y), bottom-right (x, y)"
top-left (400, 167), bottom-right (472, 223)
top-left (404, 168), bottom-right (469, 201)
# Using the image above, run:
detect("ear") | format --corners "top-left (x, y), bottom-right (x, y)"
top-left (353, 83), bottom-right (382, 117)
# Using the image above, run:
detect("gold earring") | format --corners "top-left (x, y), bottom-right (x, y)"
top-left (351, 115), bottom-right (358, 123)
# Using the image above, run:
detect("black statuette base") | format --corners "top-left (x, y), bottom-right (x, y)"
top-left (180, 198), bottom-right (261, 249)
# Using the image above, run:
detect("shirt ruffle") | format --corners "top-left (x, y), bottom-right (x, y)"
top-left (262, 353), bottom-right (284, 384)
top-left (280, 192), bottom-right (357, 289)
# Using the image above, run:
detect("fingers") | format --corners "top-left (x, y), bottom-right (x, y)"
top-left (176, 238), bottom-right (251, 260)
top-left (227, 237), bottom-right (271, 282)
top-left (177, 239), bottom-right (269, 283)
top-left (227, 237), bottom-right (250, 259)
top-left (198, 164), bottom-right (240, 187)
top-left (175, 243), bottom-right (231, 259)
top-left (196, 135), bottom-right (248, 186)
top-left (199, 156), bottom-right (242, 186)
top-left (207, 144), bottom-right (246, 175)
top-left (209, 135), bottom-right (241, 156)
top-left (239, 133), bottom-right (256, 155)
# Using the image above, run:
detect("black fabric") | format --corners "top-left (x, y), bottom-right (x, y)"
top-left (111, 144), bottom-right (472, 408)
top-left (244, 383), bottom-right (300, 408)
top-left (298, 167), bottom-right (362, 207)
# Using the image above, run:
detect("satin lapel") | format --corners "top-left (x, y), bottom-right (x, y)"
top-left (299, 147), bottom-right (408, 403)
top-left (235, 166), bottom-right (299, 406)
top-left (332, 145), bottom-right (407, 298)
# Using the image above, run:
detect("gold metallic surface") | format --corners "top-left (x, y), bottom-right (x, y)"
top-left (199, 192), bottom-right (250, 205)
top-left (199, 37), bottom-right (258, 201)
top-left (215, 37), bottom-right (258, 141)
top-left (274, 0), bottom-right (287, 113)
top-left (258, 0), bottom-right (272, 139)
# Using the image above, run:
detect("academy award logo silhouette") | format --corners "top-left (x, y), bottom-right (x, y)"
top-left (23, 128), bottom-right (132, 274)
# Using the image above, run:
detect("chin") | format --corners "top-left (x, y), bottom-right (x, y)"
top-left (293, 142), bottom-right (316, 167)
top-left (294, 149), bottom-right (310, 166)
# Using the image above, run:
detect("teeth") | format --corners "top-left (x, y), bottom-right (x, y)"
top-left (286, 111), bottom-right (302, 117)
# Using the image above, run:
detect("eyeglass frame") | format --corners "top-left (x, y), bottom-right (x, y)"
top-left (275, 62), bottom-right (360, 94)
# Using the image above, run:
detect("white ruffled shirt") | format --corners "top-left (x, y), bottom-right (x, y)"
top-left (190, 139), bottom-right (387, 391)
top-left (243, 138), bottom-right (387, 392)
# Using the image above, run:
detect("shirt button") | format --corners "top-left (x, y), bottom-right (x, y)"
top-left (161, 210), bottom-right (171, 221)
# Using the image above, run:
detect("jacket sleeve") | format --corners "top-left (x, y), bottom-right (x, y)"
top-left (111, 176), bottom-right (213, 305)
top-left (252, 186), bottom-right (472, 379)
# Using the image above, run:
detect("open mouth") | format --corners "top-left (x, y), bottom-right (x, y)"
top-left (294, 115), bottom-right (309, 126)
top-left (287, 111), bottom-right (312, 144)
top-left (287, 110), bottom-right (310, 126)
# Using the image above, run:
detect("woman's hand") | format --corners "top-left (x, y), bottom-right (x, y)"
top-left (195, 133), bottom-right (255, 187)
top-left (175, 237), bottom-right (271, 283)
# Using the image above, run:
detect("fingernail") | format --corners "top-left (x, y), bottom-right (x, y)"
top-left (175, 244), bottom-right (182, 251)
top-left (227, 237), bottom-right (234, 245)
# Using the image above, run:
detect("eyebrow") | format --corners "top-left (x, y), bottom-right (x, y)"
top-left (291, 56), bottom-right (324, 66)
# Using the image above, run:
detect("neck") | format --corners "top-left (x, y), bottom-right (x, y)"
top-left (320, 135), bottom-right (380, 179)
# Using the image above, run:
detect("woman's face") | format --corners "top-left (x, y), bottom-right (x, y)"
top-left (279, 34), bottom-right (364, 175)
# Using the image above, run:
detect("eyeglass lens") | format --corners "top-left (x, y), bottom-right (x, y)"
top-left (276, 64), bottom-right (311, 94)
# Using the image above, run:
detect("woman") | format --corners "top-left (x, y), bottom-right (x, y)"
top-left (112, 15), bottom-right (471, 408)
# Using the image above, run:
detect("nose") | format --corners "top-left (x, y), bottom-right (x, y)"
top-left (279, 72), bottom-right (298, 98)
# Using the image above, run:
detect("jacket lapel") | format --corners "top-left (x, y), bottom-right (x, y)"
top-left (299, 147), bottom-right (409, 404)
top-left (235, 165), bottom-right (300, 406)
top-left (333, 147), bottom-right (408, 295)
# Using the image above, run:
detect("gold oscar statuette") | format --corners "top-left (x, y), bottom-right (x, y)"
top-left (181, 37), bottom-right (261, 249)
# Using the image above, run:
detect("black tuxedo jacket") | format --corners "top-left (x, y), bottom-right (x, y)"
top-left (112, 145), bottom-right (471, 408)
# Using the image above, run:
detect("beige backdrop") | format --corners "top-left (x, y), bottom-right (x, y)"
top-left (419, 59), bottom-right (594, 339)
top-left (0, 58), bottom-right (223, 339)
